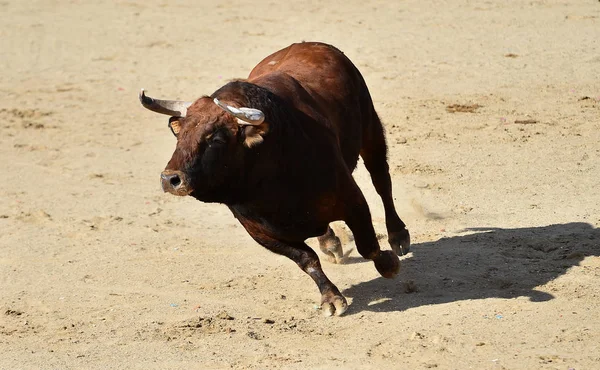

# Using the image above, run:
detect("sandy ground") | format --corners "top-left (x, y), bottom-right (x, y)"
top-left (1, 0), bottom-right (600, 368)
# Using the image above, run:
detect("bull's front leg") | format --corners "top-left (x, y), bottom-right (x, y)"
top-left (317, 226), bottom-right (344, 264)
top-left (237, 224), bottom-right (348, 316)
top-left (264, 237), bottom-right (348, 316)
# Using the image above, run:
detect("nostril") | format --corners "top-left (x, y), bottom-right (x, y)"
top-left (161, 171), bottom-right (184, 192)
top-left (169, 174), bottom-right (181, 188)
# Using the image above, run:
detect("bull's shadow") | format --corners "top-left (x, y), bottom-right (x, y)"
top-left (342, 222), bottom-right (599, 315)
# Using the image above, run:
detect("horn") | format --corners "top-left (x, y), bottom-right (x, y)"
top-left (139, 89), bottom-right (192, 117)
top-left (213, 98), bottom-right (265, 126)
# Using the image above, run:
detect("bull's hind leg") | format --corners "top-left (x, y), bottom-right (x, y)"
top-left (317, 226), bottom-right (344, 264)
top-left (342, 180), bottom-right (400, 278)
top-left (360, 114), bottom-right (411, 255)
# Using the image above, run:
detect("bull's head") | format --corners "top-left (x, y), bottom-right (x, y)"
top-left (139, 89), bottom-right (268, 203)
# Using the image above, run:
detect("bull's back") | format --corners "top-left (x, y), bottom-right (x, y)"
top-left (248, 42), bottom-right (375, 169)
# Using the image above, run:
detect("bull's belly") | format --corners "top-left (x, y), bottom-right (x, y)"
top-left (229, 204), bottom-right (331, 242)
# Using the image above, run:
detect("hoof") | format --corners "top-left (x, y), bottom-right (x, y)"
top-left (319, 234), bottom-right (344, 264)
top-left (321, 293), bottom-right (348, 317)
top-left (374, 250), bottom-right (400, 279)
top-left (389, 229), bottom-right (411, 255)
top-left (323, 253), bottom-right (345, 264)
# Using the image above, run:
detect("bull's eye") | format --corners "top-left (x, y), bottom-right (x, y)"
top-left (208, 131), bottom-right (227, 146)
top-left (212, 136), bottom-right (226, 145)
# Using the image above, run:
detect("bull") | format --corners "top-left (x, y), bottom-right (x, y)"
top-left (139, 42), bottom-right (410, 316)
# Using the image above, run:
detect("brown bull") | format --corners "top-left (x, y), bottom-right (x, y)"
top-left (140, 42), bottom-right (410, 316)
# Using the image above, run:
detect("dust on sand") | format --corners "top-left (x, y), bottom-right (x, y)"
top-left (1, 0), bottom-right (599, 368)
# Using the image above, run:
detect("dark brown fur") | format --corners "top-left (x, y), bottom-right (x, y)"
top-left (159, 42), bottom-right (410, 316)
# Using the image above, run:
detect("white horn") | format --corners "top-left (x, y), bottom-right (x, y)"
top-left (213, 98), bottom-right (265, 126)
top-left (139, 89), bottom-right (192, 117)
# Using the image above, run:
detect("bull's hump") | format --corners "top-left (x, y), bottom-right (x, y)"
top-left (249, 42), bottom-right (348, 80)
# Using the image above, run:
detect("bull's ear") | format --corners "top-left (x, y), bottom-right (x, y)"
top-left (168, 117), bottom-right (181, 137)
top-left (242, 124), bottom-right (269, 148)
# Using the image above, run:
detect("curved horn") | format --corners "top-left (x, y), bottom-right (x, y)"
top-left (139, 89), bottom-right (192, 117)
top-left (213, 98), bottom-right (265, 126)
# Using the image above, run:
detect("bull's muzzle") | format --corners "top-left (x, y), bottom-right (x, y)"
top-left (160, 170), bottom-right (192, 196)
